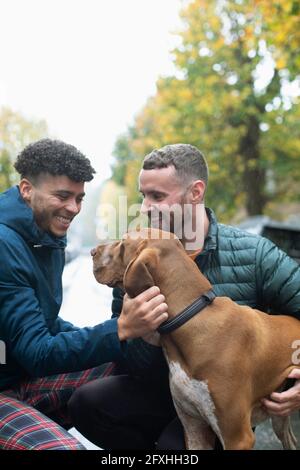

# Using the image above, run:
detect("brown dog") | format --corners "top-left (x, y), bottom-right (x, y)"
top-left (92, 228), bottom-right (300, 450)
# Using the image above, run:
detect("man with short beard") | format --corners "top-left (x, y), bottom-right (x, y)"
top-left (69, 143), bottom-right (300, 450)
top-left (0, 138), bottom-right (167, 450)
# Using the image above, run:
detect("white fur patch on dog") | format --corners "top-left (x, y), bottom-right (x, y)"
top-left (168, 360), bottom-right (225, 449)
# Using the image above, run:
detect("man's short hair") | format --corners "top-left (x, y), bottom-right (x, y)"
top-left (142, 143), bottom-right (208, 187)
top-left (14, 138), bottom-right (96, 183)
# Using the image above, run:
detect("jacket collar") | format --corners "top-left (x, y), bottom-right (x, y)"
top-left (197, 207), bottom-right (218, 256)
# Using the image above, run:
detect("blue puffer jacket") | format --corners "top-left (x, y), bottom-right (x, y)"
top-left (0, 186), bottom-right (126, 390)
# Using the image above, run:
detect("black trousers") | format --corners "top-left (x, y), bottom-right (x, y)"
top-left (68, 374), bottom-right (185, 450)
top-left (68, 374), bottom-right (223, 450)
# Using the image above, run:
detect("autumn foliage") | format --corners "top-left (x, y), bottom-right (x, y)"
top-left (111, 0), bottom-right (300, 221)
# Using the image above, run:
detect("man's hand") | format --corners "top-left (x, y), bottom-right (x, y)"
top-left (117, 286), bottom-right (168, 341)
top-left (261, 368), bottom-right (300, 417)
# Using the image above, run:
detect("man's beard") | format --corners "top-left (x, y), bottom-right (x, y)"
top-left (148, 201), bottom-right (205, 250)
top-left (33, 207), bottom-right (53, 233)
top-left (148, 198), bottom-right (189, 238)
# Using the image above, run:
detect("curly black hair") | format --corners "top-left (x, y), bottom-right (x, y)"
top-left (14, 138), bottom-right (96, 182)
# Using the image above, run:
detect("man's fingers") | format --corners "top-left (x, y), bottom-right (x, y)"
top-left (146, 304), bottom-right (168, 328)
top-left (262, 398), bottom-right (283, 410)
top-left (261, 398), bottom-right (292, 416)
top-left (120, 286), bottom-right (168, 338)
top-left (151, 312), bottom-right (168, 329)
top-left (147, 293), bottom-right (166, 310)
top-left (270, 390), bottom-right (294, 402)
top-left (270, 382), bottom-right (300, 403)
top-left (123, 286), bottom-right (160, 304)
top-left (137, 286), bottom-right (160, 302)
top-left (152, 303), bottom-right (168, 318)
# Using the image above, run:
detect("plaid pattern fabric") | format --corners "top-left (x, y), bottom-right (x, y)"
top-left (0, 362), bottom-right (115, 450)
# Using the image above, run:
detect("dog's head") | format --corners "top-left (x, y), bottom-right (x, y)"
top-left (91, 228), bottom-right (183, 297)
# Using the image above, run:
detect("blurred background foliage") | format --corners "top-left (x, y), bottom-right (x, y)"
top-left (109, 0), bottom-right (300, 222)
top-left (1, 0), bottom-right (299, 226)
top-left (0, 107), bottom-right (48, 192)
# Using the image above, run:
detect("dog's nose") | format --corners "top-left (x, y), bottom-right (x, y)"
top-left (90, 248), bottom-right (97, 257)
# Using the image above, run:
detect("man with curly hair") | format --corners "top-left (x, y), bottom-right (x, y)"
top-left (0, 139), bottom-right (167, 450)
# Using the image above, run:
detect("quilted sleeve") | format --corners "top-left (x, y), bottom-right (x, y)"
top-left (255, 237), bottom-right (300, 318)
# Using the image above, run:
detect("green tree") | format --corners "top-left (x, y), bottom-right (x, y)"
top-left (111, 0), bottom-right (299, 220)
top-left (254, 0), bottom-right (300, 77)
top-left (0, 107), bottom-right (48, 192)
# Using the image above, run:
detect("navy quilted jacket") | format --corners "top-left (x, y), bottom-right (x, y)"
top-left (0, 186), bottom-right (126, 390)
top-left (112, 208), bottom-right (300, 377)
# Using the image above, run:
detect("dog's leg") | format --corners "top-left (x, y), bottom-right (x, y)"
top-left (271, 415), bottom-right (297, 450)
top-left (175, 405), bottom-right (216, 450)
top-left (167, 359), bottom-right (222, 449)
top-left (218, 406), bottom-right (255, 450)
top-left (222, 424), bottom-right (255, 450)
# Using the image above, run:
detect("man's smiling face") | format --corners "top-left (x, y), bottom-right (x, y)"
top-left (20, 174), bottom-right (85, 237)
top-left (138, 165), bottom-right (190, 234)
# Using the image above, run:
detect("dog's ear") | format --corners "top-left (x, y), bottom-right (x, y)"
top-left (124, 246), bottom-right (160, 297)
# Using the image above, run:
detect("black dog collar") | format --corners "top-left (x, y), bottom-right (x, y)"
top-left (157, 289), bottom-right (216, 335)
